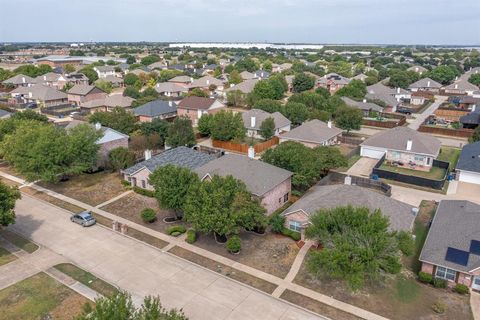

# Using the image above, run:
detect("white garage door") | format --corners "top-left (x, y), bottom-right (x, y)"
top-left (458, 171), bottom-right (480, 185)
top-left (360, 147), bottom-right (386, 159)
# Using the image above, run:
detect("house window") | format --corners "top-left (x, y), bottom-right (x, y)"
top-left (283, 193), bottom-right (289, 203)
top-left (426, 157), bottom-right (431, 165)
top-left (288, 220), bottom-right (302, 232)
top-left (435, 266), bottom-right (456, 281)
top-left (278, 197), bottom-right (282, 204)
top-left (414, 155), bottom-right (425, 162)
top-left (391, 151), bottom-right (401, 159)
top-left (141, 180), bottom-right (146, 189)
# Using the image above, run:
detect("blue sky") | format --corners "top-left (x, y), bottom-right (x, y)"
top-left (1, 0), bottom-right (479, 45)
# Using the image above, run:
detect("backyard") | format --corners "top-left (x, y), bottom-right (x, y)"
top-left (0, 272), bottom-right (90, 320)
top-left (39, 171), bottom-right (126, 206)
top-left (437, 146), bottom-right (461, 168)
top-left (379, 163), bottom-right (446, 180)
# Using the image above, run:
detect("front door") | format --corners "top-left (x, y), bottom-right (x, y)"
top-left (473, 276), bottom-right (480, 291)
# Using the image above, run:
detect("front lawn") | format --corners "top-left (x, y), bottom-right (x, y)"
top-left (0, 272), bottom-right (90, 320)
top-left (379, 163), bottom-right (446, 180)
top-left (0, 246), bottom-right (16, 266)
top-left (38, 171), bottom-right (125, 206)
top-left (0, 229), bottom-right (38, 254)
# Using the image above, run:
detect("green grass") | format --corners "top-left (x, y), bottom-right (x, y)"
top-left (379, 163), bottom-right (446, 180)
top-left (437, 147), bottom-right (461, 169)
top-left (0, 272), bottom-right (88, 320)
top-left (410, 201), bottom-right (437, 273)
top-left (0, 230), bottom-right (38, 254)
top-left (54, 263), bottom-right (118, 297)
top-left (336, 154), bottom-right (361, 172)
top-left (0, 246), bottom-right (16, 266)
top-left (395, 276), bottom-right (420, 303)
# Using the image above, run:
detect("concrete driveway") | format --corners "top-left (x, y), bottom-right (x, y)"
top-left (10, 194), bottom-right (324, 320)
top-left (408, 96), bottom-right (447, 130)
top-left (455, 182), bottom-right (480, 199)
top-left (347, 157), bottom-right (379, 177)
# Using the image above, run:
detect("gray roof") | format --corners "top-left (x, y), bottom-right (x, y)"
top-left (194, 153), bottom-right (292, 197)
top-left (240, 71), bottom-right (255, 80)
top-left (341, 97), bottom-right (383, 112)
top-left (189, 76), bottom-right (224, 89)
top-left (445, 80), bottom-right (479, 91)
top-left (456, 142), bottom-right (480, 173)
top-left (283, 184), bottom-right (415, 232)
top-left (224, 79), bottom-right (259, 94)
top-left (105, 94), bottom-right (134, 108)
top-left (123, 147), bottom-right (216, 175)
top-left (35, 72), bottom-right (64, 83)
top-left (133, 99), bottom-right (177, 117)
top-left (155, 82), bottom-right (188, 93)
top-left (460, 111), bottom-right (480, 125)
top-left (366, 82), bottom-right (400, 107)
top-left (168, 75), bottom-right (192, 83)
top-left (280, 119), bottom-right (343, 144)
top-left (11, 84), bottom-right (67, 101)
top-left (407, 65), bottom-right (428, 73)
top-left (419, 200), bottom-right (480, 272)
top-left (68, 84), bottom-right (98, 96)
top-left (361, 126), bottom-right (441, 157)
top-left (94, 66), bottom-right (115, 72)
top-left (408, 77), bottom-right (442, 89)
top-left (317, 73), bottom-right (351, 86)
top-left (242, 109), bottom-right (290, 131)
top-left (2, 74), bottom-right (36, 85)
top-left (103, 75), bottom-right (124, 84)
top-left (65, 120), bottom-right (128, 144)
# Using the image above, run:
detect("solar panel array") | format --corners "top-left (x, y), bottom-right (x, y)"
top-left (445, 240), bottom-right (480, 267)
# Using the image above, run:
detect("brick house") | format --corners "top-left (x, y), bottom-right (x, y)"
top-left (133, 99), bottom-right (177, 122)
top-left (419, 200), bottom-right (480, 291)
top-left (9, 84), bottom-right (68, 107)
top-left (177, 96), bottom-right (225, 126)
top-left (279, 119), bottom-right (342, 148)
top-left (242, 109), bottom-right (291, 139)
top-left (316, 73), bottom-right (351, 94)
top-left (67, 84), bottom-right (107, 106)
top-left (194, 153), bottom-right (293, 214)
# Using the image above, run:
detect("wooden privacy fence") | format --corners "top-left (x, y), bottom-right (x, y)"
top-left (418, 125), bottom-right (473, 138)
top-left (212, 136), bottom-right (279, 154)
top-left (362, 112), bottom-right (407, 129)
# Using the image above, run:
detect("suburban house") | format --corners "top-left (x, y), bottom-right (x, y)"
top-left (410, 92), bottom-right (431, 106)
top-left (455, 141), bottom-right (480, 185)
top-left (67, 85), bottom-right (107, 106)
top-left (35, 55), bottom-right (126, 68)
top-left (282, 184), bottom-right (416, 239)
top-left (460, 111), bottom-right (480, 129)
top-left (177, 96), bottom-right (226, 126)
top-left (2, 74), bottom-right (36, 88)
top-left (316, 73), bottom-right (351, 94)
top-left (103, 75), bottom-right (124, 87)
top-left (407, 65), bottom-right (428, 75)
top-left (148, 61), bottom-right (168, 70)
top-left (194, 153), bottom-right (293, 214)
top-left (360, 126), bottom-right (441, 170)
top-left (279, 119), bottom-right (343, 147)
top-left (65, 73), bottom-right (89, 86)
top-left (449, 96), bottom-right (480, 110)
top-left (80, 94), bottom-right (134, 113)
top-left (168, 76), bottom-right (193, 87)
top-left (65, 120), bottom-right (129, 168)
top-left (408, 78), bottom-right (442, 94)
top-left (134, 99), bottom-right (177, 122)
top-left (242, 109), bottom-right (291, 139)
top-left (254, 70), bottom-right (270, 80)
top-left (189, 76), bottom-right (225, 92)
top-left (34, 72), bottom-right (68, 90)
top-left (341, 97), bottom-right (383, 116)
top-left (9, 84), bottom-right (68, 107)
top-left (419, 200), bottom-right (480, 290)
top-left (366, 82), bottom-right (407, 112)
top-left (224, 79), bottom-right (259, 95)
top-left (444, 80), bottom-right (479, 96)
top-left (122, 146), bottom-right (216, 190)
top-left (272, 63), bottom-right (292, 73)
top-left (155, 82), bottom-right (188, 97)
top-left (240, 71), bottom-right (256, 80)
top-left (94, 66), bottom-right (116, 79)
top-left (352, 73), bottom-right (368, 82)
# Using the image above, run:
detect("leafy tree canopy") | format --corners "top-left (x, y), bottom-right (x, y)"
top-left (89, 107), bottom-right (137, 135)
top-left (0, 181), bottom-right (21, 226)
top-left (292, 73), bottom-right (315, 93)
top-left (165, 116), bottom-right (196, 148)
top-left (210, 110), bottom-right (245, 141)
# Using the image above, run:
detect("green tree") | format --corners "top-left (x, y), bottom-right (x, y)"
top-left (292, 73), bottom-right (315, 93)
top-left (469, 74), bottom-right (480, 86)
top-left (108, 147), bottom-right (135, 171)
top-left (78, 66), bottom-right (98, 84)
top-left (263, 60), bottom-right (273, 72)
top-left (259, 117), bottom-right (275, 140)
top-left (251, 80), bottom-right (278, 101)
top-left (141, 54), bottom-right (161, 66)
top-left (254, 99), bottom-right (282, 113)
top-left (305, 206), bottom-right (401, 291)
top-left (228, 70), bottom-right (242, 85)
top-left (165, 116), bottom-right (196, 148)
top-left (283, 102), bottom-right (309, 125)
top-left (0, 181), bottom-right (21, 226)
top-left (95, 80), bottom-right (113, 94)
top-left (197, 113), bottom-right (213, 136)
top-left (138, 119), bottom-right (170, 142)
top-left (427, 65), bottom-right (460, 85)
top-left (123, 86), bottom-right (141, 99)
top-left (126, 55), bottom-right (136, 65)
top-left (64, 64), bottom-right (75, 74)
top-left (235, 58), bottom-right (258, 72)
top-left (210, 110), bottom-right (245, 141)
top-left (226, 90), bottom-right (246, 107)
top-left (11, 110), bottom-right (48, 122)
top-left (334, 105), bottom-right (363, 134)
top-left (187, 88), bottom-right (208, 97)
top-left (335, 80), bottom-right (367, 99)
top-left (124, 73), bottom-right (140, 86)
top-left (89, 108), bottom-right (137, 134)
top-left (470, 126), bottom-right (480, 143)
top-left (67, 123), bottom-right (103, 172)
top-left (149, 165), bottom-right (200, 217)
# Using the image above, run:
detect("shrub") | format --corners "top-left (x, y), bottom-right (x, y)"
top-left (432, 300), bottom-right (446, 314)
top-left (418, 272), bottom-right (433, 284)
top-left (226, 235), bottom-right (241, 253)
top-left (269, 213), bottom-right (285, 233)
top-left (121, 180), bottom-right (131, 187)
top-left (454, 284), bottom-right (469, 295)
top-left (281, 227), bottom-right (301, 241)
top-left (433, 278), bottom-right (447, 288)
top-left (186, 229), bottom-right (196, 244)
top-left (397, 231), bottom-right (415, 256)
top-left (167, 225), bottom-right (186, 236)
top-left (382, 256), bottom-right (402, 274)
top-left (133, 186), bottom-right (155, 197)
top-left (141, 208), bottom-right (157, 223)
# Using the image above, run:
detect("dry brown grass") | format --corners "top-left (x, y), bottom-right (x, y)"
top-left (21, 186), bottom-right (86, 213)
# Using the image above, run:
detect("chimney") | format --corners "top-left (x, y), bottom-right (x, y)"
top-left (455, 84), bottom-right (458, 89)
top-left (248, 146), bottom-right (255, 159)
top-left (206, 79), bottom-right (210, 85)
top-left (95, 122), bottom-right (101, 130)
top-left (43, 75), bottom-right (46, 81)
top-left (28, 92), bottom-right (32, 98)
top-left (250, 116), bottom-right (256, 128)
top-left (22, 77), bottom-right (25, 83)
top-left (168, 101), bottom-right (173, 107)
top-left (427, 80), bottom-right (430, 87)
top-left (406, 139), bottom-right (413, 151)
top-left (144, 149), bottom-right (152, 160)
top-left (362, 98), bottom-right (367, 103)
top-left (415, 67), bottom-right (419, 72)
top-left (397, 87), bottom-right (400, 94)
top-left (190, 77), bottom-right (193, 83)
top-left (344, 176), bottom-right (352, 185)
top-left (327, 120), bottom-right (332, 129)
top-left (455, 76), bottom-right (458, 81)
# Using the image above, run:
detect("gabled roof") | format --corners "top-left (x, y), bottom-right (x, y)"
top-left (240, 71), bottom-right (255, 80)
top-left (341, 97), bottom-right (383, 112)
top-left (94, 65), bottom-right (115, 72)
top-left (408, 77), bottom-right (442, 89)
top-left (189, 76), bottom-right (224, 89)
top-left (224, 79), bottom-right (259, 94)
top-left (155, 82), bottom-right (188, 93)
top-left (282, 184), bottom-right (415, 232)
top-left (105, 94), bottom-right (134, 108)
top-left (65, 120), bottom-right (128, 144)
top-left (407, 65), bottom-right (428, 73)
top-left (242, 109), bottom-right (291, 131)
top-left (361, 126), bottom-right (441, 157)
top-left (2, 74), bottom-right (36, 85)
top-left (317, 73), bottom-right (351, 85)
top-left (35, 72), bottom-right (65, 83)
top-left (11, 84), bottom-right (67, 101)
top-left (134, 99), bottom-right (177, 117)
top-left (168, 75), bottom-right (192, 83)
top-left (280, 119), bottom-right (343, 144)
top-left (366, 82), bottom-right (400, 107)
top-left (445, 80), bottom-right (478, 91)
top-left (460, 111), bottom-right (480, 125)
top-left (456, 141), bottom-right (480, 173)
top-left (68, 84), bottom-right (103, 96)
top-left (194, 153), bottom-right (292, 197)
top-left (254, 70), bottom-right (270, 79)
top-left (103, 75), bottom-right (124, 84)
top-left (419, 200), bottom-right (480, 273)
top-left (123, 147), bottom-right (216, 175)
top-left (177, 96), bottom-right (217, 110)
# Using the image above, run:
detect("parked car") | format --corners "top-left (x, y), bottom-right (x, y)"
top-left (396, 106), bottom-right (412, 115)
top-left (70, 211), bottom-right (96, 227)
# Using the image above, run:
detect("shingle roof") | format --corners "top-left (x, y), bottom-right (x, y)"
top-left (224, 79), bottom-right (259, 94)
top-left (95, 66), bottom-right (115, 72)
top-left (65, 120), bottom-right (128, 144)
top-left (280, 119), bottom-right (343, 144)
top-left (283, 184), bottom-right (415, 231)
top-left (317, 73), bottom-right (351, 85)
top-left (361, 126), bottom-right (441, 157)
top-left (168, 75), bottom-right (192, 83)
top-left (445, 80), bottom-right (479, 91)
top-left (68, 84), bottom-right (97, 96)
top-left (2, 74), bottom-right (36, 85)
top-left (456, 142), bottom-right (480, 173)
top-left (155, 82), bottom-right (188, 94)
top-left (189, 76), bottom-right (224, 89)
top-left (103, 75), bottom-right (124, 84)
top-left (11, 84), bottom-right (67, 101)
top-left (242, 109), bottom-right (290, 131)
top-left (123, 147), bottom-right (216, 175)
top-left (240, 71), bottom-right (255, 80)
top-left (366, 82), bottom-right (400, 107)
top-left (133, 99), bottom-right (177, 117)
top-left (408, 77), bottom-right (442, 89)
top-left (460, 111), bottom-right (480, 125)
top-left (341, 97), bottom-right (383, 112)
top-left (195, 153), bottom-right (292, 197)
top-left (407, 65), bottom-right (428, 73)
top-left (419, 200), bottom-right (480, 272)
top-left (177, 96), bottom-right (216, 110)
top-left (105, 94), bottom-right (134, 108)
top-left (35, 72), bottom-right (64, 83)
